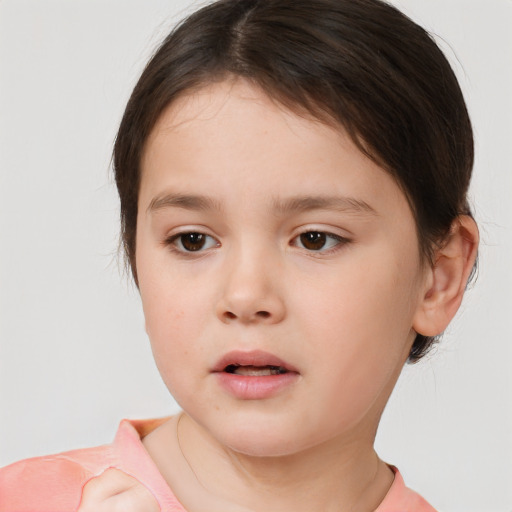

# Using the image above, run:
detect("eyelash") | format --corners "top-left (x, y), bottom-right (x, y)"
top-left (164, 232), bottom-right (219, 255)
top-left (164, 229), bottom-right (351, 257)
top-left (291, 231), bottom-right (349, 254)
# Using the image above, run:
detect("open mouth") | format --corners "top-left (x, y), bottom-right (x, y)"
top-left (224, 364), bottom-right (289, 376)
top-left (212, 350), bottom-right (298, 377)
top-left (214, 351), bottom-right (299, 398)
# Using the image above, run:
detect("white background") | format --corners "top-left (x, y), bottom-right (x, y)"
top-left (0, 1), bottom-right (511, 510)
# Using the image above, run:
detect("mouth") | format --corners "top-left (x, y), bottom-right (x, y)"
top-left (212, 350), bottom-right (299, 376)
top-left (223, 364), bottom-right (289, 376)
top-left (212, 350), bottom-right (299, 399)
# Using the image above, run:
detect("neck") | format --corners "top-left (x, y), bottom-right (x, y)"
top-left (149, 413), bottom-right (394, 512)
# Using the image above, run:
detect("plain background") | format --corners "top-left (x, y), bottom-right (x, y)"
top-left (0, 1), bottom-right (511, 510)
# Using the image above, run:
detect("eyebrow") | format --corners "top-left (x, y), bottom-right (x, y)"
top-left (271, 195), bottom-right (378, 216)
top-left (147, 192), bottom-right (377, 216)
top-left (147, 193), bottom-right (223, 214)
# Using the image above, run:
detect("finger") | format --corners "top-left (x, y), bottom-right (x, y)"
top-left (77, 468), bottom-right (160, 512)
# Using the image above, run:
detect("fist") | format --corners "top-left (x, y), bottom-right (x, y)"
top-left (76, 468), bottom-right (160, 512)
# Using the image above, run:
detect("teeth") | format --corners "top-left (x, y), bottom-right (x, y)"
top-left (228, 365), bottom-right (287, 376)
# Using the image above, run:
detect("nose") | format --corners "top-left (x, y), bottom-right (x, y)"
top-left (215, 246), bottom-right (286, 325)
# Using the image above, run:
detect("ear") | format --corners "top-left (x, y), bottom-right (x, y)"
top-left (413, 215), bottom-right (479, 337)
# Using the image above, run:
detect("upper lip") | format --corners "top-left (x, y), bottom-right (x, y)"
top-left (212, 350), bottom-right (299, 373)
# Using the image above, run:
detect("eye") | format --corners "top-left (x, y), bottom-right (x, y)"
top-left (293, 231), bottom-right (348, 252)
top-left (166, 232), bottom-right (219, 253)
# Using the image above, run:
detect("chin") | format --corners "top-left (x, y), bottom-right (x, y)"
top-left (208, 415), bottom-right (320, 458)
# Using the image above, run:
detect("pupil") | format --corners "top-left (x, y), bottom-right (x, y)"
top-left (182, 233), bottom-right (205, 251)
top-left (300, 232), bottom-right (326, 250)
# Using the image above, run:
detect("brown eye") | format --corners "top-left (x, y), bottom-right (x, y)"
top-left (180, 233), bottom-right (206, 251)
top-left (168, 232), bottom-right (218, 253)
top-left (299, 232), bottom-right (327, 251)
top-left (293, 231), bottom-right (348, 253)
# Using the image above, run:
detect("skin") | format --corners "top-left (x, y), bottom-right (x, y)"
top-left (77, 469), bottom-right (160, 512)
top-left (123, 78), bottom-right (478, 512)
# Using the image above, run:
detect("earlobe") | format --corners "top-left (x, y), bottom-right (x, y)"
top-left (413, 215), bottom-right (479, 337)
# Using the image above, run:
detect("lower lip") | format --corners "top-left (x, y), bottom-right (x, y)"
top-left (214, 372), bottom-right (299, 400)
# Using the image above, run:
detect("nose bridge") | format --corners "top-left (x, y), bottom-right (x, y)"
top-left (217, 236), bottom-right (285, 324)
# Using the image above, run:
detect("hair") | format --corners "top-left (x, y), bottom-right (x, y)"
top-left (113, 0), bottom-right (475, 362)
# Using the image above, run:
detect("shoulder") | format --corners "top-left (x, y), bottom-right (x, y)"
top-left (0, 418), bottom-right (171, 512)
top-left (376, 467), bottom-right (438, 512)
top-left (0, 444), bottom-right (115, 512)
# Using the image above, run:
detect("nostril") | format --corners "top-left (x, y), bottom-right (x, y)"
top-left (220, 310), bottom-right (273, 322)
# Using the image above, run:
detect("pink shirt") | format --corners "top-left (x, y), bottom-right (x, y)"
top-left (0, 418), bottom-right (437, 511)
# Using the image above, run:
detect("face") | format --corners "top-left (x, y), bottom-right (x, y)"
top-left (136, 79), bottom-right (428, 457)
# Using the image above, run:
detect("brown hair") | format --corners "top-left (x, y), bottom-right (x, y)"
top-left (113, 0), bottom-right (475, 362)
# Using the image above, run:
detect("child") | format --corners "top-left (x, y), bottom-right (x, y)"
top-left (0, 0), bottom-right (479, 510)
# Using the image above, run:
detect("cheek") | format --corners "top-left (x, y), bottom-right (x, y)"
top-left (294, 251), bottom-right (420, 388)
top-left (292, 292), bottom-right (412, 435)
top-left (142, 290), bottom-right (203, 405)
top-left (299, 257), bottom-right (417, 341)
top-left (137, 261), bottom-right (199, 369)
top-left (137, 236), bottom-right (208, 342)
top-left (142, 285), bottom-right (202, 355)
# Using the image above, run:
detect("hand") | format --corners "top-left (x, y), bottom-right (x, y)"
top-left (76, 468), bottom-right (160, 512)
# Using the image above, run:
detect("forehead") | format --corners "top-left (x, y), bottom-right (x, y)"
top-left (142, 79), bottom-right (338, 168)
top-left (139, 79), bottom-right (409, 218)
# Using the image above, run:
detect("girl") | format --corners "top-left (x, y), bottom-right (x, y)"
top-left (0, 0), bottom-right (484, 510)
